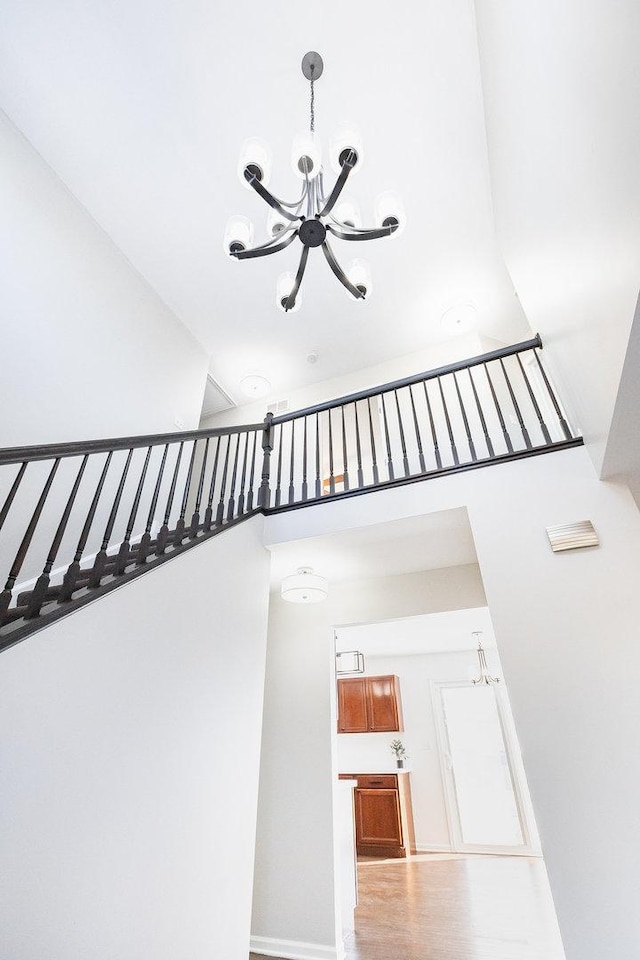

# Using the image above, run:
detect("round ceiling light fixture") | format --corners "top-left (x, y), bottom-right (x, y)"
top-left (281, 566), bottom-right (329, 603)
top-left (441, 303), bottom-right (477, 336)
top-left (240, 374), bottom-right (272, 399)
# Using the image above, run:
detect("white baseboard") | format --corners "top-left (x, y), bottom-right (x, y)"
top-left (414, 843), bottom-right (454, 853)
top-left (250, 935), bottom-right (343, 960)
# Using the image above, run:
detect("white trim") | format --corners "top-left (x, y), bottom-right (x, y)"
top-left (430, 679), bottom-right (458, 850)
top-left (414, 843), bottom-right (454, 853)
top-left (250, 935), bottom-right (342, 960)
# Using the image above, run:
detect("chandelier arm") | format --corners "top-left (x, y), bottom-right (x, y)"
top-left (305, 169), bottom-right (314, 219)
top-left (278, 182), bottom-right (310, 208)
top-left (232, 229), bottom-right (299, 260)
top-left (318, 156), bottom-right (356, 217)
top-left (244, 172), bottom-right (302, 222)
top-left (326, 223), bottom-right (397, 242)
top-left (321, 240), bottom-right (365, 299)
top-left (327, 214), bottom-right (384, 234)
top-left (247, 223), bottom-right (299, 251)
top-left (284, 246), bottom-right (310, 312)
top-left (317, 171), bottom-right (330, 209)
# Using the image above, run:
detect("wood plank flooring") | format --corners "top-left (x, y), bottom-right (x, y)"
top-left (343, 854), bottom-right (565, 960)
top-left (251, 853), bottom-right (566, 960)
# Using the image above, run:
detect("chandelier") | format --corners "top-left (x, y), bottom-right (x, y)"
top-left (224, 52), bottom-right (403, 312)
top-left (471, 631), bottom-right (501, 686)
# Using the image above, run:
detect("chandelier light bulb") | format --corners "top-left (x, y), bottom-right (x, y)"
top-left (223, 215), bottom-right (254, 257)
top-left (330, 128), bottom-right (364, 175)
top-left (333, 198), bottom-right (361, 229)
top-left (291, 132), bottom-right (322, 180)
top-left (276, 272), bottom-right (302, 313)
top-left (267, 207), bottom-right (288, 237)
top-left (346, 258), bottom-right (372, 301)
top-left (238, 137), bottom-right (272, 189)
top-left (374, 190), bottom-right (404, 236)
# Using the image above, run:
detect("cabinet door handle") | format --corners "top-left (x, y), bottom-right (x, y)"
top-left (368, 779), bottom-right (384, 785)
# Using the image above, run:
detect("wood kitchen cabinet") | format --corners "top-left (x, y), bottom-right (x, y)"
top-left (337, 675), bottom-right (403, 733)
top-left (339, 773), bottom-right (416, 858)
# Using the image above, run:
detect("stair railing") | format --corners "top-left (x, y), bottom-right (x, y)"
top-left (0, 335), bottom-right (581, 650)
top-left (0, 422), bottom-right (264, 648)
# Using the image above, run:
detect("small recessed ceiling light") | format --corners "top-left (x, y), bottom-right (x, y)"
top-left (307, 351), bottom-right (319, 364)
top-left (441, 303), bottom-right (477, 335)
top-left (240, 374), bottom-right (271, 399)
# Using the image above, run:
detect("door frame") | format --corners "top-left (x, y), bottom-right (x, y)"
top-left (431, 679), bottom-right (540, 856)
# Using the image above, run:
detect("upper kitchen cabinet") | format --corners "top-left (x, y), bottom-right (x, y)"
top-left (337, 675), bottom-right (403, 733)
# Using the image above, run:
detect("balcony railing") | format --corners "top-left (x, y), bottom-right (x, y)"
top-left (262, 335), bottom-right (578, 510)
top-left (0, 335), bottom-right (581, 650)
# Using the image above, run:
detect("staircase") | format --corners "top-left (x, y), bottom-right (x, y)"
top-left (0, 336), bottom-right (582, 652)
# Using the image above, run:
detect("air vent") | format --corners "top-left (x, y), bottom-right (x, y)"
top-left (267, 398), bottom-right (290, 415)
top-left (546, 520), bottom-right (599, 553)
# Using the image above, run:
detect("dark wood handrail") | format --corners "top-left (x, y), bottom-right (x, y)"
top-left (270, 335), bottom-right (543, 424)
top-left (0, 422), bottom-right (265, 466)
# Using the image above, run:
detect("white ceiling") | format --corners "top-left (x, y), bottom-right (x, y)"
top-left (336, 607), bottom-right (496, 657)
top-left (267, 507), bottom-right (477, 586)
top-left (0, 0), bottom-right (531, 404)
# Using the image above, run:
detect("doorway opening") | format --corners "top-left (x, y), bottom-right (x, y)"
top-left (334, 608), bottom-right (565, 960)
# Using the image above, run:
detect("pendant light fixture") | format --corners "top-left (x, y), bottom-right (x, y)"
top-left (224, 52), bottom-right (404, 312)
top-left (471, 631), bottom-right (501, 685)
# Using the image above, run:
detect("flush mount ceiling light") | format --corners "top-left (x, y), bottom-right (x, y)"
top-left (239, 374), bottom-right (272, 399)
top-left (224, 52), bottom-right (404, 312)
top-left (441, 302), bottom-right (477, 335)
top-left (281, 566), bottom-right (329, 603)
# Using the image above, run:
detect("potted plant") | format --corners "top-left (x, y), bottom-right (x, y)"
top-left (390, 738), bottom-right (408, 769)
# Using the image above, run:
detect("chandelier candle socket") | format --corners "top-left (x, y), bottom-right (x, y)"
top-left (224, 52), bottom-right (403, 312)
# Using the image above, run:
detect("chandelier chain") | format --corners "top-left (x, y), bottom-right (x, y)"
top-left (309, 65), bottom-right (315, 134)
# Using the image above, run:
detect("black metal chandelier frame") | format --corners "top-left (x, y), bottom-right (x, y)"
top-left (227, 51), bottom-right (400, 312)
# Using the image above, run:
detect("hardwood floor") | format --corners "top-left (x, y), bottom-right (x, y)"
top-left (344, 854), bottom-right (565, 960)
top-left (251, 853), bottom-right (566, 960)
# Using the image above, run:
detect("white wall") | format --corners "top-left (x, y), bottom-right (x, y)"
top-left (0, 516), bottom-right (270, 960)
top-left (0, 110), bottom-right (208, 448)
top-left (264, 446), bottom-right (640, 960)
top-left (474, 1), bottom-right (640, 472)
top-left (201, 332), bottom-right (517, 430)
top-left (251, 564), bottom-right (485, 960)
top-left (601, 294), bottom-right (640, 504)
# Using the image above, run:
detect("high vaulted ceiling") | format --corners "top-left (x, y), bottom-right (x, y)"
top-left (0, 0), bottom-right (532, 403)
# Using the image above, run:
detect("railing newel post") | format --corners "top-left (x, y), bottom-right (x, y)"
top-left (258, 413), bottom-right (274, 509)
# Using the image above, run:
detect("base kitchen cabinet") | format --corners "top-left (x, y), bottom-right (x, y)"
top-left (339, 773), bottom-right (416, 858)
